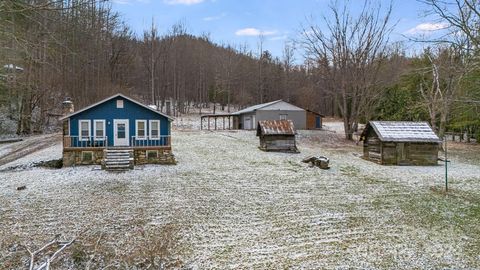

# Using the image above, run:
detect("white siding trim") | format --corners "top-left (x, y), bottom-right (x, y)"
top-left (136, 120), bottom-right (147, 139)
top-left (149, 120), bottom-right (160, 139)
top-left (116, 99), bottom-right (124, 108)
top-left (93, 120), bottom-right (106, 140)
top-left (79, 120), bottom-right (91, 141)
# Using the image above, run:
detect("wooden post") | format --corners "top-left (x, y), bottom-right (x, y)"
top-left (215, 117), bottom-right (217, 130)
top-left (223, 117), bottom-right (225, 130)
top-left (208, 116), bottom-right (210, 130)
top-left (445, 136), bottom-right (448, 192)
top-left (200, 117), bottom-right (203, 130)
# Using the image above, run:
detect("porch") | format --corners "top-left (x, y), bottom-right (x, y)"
top-left (62, 135), bottom-right (175, 168)
top-left (62, 135), bottom-right (171, 150)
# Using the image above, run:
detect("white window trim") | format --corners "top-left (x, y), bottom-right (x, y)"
top-left (116, 99), bottom-right (124, 108)
top-left (279, 114), bottom-right (288, 120)
top-left (149, 120), bottom-right (160, 139)
top-left (136, 120), bottom-right (147, 140)
top-left (79, 120), bottom-right (91, 141)
top-left (93, 120), bottom-right (106, 140)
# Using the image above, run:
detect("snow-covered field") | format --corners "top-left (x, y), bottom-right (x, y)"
top-left (1, 120), bottom-right (480, 269)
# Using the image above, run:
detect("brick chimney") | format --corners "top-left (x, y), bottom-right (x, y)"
top-left (62, 97), bottom-right (74, 115)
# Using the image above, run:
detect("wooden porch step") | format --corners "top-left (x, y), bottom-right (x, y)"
top-left (105, 155), bottom-right (131, 160)
top-left (103, 149), bottom-right (134, 171)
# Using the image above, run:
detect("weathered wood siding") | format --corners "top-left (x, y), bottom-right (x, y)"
top-left (363, 128), bottom-right (382, 163)
top-left (381, 142), bottom-right (397, 165)
top-left (362, 121), bottom-right (440, 166)
top-left (403, 143), bottom-right (438, 165)
top-left (364, 141), bottom-right (439, 165)
top-left (259, 135), bottom-right (296, 152)
top-left (306, 111), bottom-right (322, 130)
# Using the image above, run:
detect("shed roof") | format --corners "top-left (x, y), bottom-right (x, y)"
top-left (59, 93), bottom-right (174, 121)
top-left (257, 120), bottom-right (296, 136)
top-left (232, 100), bottom-right (282, 115)
top-left (306, 109), bottom-right (325, 117)
top-left (363, 121), bottom-right (441, 143)
top-left (232, 100), bottom-right (304, 115)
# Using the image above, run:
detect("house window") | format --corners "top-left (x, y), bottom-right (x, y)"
top-left (116, 99), bottom-right (124, 108)
top-left (146, 150), bottom-right (158, 159)
top-left (136, 120), bottom-right (147, 139)
top-left (79, 120), bottom-right (91, 141)
top-left (94, 120), bottom-right (105, 140)
top-left (149, 120), bottom-right (160, 139)
top-left (280, 114), bottom-right (288, 120)
top-left (82, 151), bottom-right (93, 162)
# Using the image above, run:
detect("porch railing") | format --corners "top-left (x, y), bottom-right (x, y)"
top-left (63, 135), bottom-right (171, 148)
top-left (63, 136), bottom-right (108, 148)
top-left (131, 135), bottom-right (171, 147)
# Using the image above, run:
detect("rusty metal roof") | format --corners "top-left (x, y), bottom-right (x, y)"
top-left (364, 121), bottom-right (441, 143)
top-left (256, 120), bottom-right (296, 136)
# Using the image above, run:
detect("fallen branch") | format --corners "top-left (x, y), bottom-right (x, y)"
top-left (22, 236), bottom-right (60, 270)
top-left (21, 235), bottom-right (76, 270)
top-left (36, 238), bottom-right (76, 270)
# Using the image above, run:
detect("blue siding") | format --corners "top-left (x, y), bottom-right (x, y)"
top-left (69, 97), bottom-right (170, 147)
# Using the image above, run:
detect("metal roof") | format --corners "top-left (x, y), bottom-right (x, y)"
top-left (232, 100), bottom-right (282, 115)
top-left (59, 93), bottom-right (174, 121)
top-left (306, 109), bottom-right (325, 117)
top-left (257, 120), bottom-right (296, 136)
top-left (366, 121), bottom-right (441, 143)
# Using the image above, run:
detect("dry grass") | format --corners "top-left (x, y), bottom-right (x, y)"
top-left (1, 121), bottom-right (479, 269)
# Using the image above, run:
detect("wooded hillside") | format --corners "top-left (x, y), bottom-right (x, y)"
top-left (0, 0), bottom-right (479, 141)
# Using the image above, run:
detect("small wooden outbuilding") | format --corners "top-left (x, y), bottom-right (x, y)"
top-left (306, 110), bottom-right (324, 129)
top-left (256, 120), bottom-right (299, 152)
top-left (360, 121), bottom-right (441, 165)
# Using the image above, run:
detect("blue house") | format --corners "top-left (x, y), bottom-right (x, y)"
top-left (60, 93), bottom-right (176, 169)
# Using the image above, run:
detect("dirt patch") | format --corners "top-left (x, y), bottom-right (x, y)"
top-left (0, 159), bottom-right (63, 172)
top-left (35, 159), bottom-right (63, 169)
top-left (0, 133), bottom-right (61, 166)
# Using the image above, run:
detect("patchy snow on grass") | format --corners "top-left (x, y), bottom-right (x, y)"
top-left (1, 122), bottom-right (479, 269)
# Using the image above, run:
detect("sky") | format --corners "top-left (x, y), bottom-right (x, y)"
top-left (111, 0), bottom-right (445, 60)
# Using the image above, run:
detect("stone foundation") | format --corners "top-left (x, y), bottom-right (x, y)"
top-left (62, 149), bottom-right (104, 166)
top-left (134, 149), bottom-right (176, 165)
top-left (63, 148), bottom-right (176, 166)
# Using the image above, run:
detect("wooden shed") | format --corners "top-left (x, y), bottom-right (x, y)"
top-left (306, 110), bottom-right (324, 129)
top-left (257, 120), bottom-right (299, 152)
top-left (360, 121), bottom-right (441, 165)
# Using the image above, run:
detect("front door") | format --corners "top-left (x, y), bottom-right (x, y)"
top-left (113, 119), bottom-right (129, 146)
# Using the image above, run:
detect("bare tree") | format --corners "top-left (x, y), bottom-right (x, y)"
top-left (420, 0), bottom-right (480, 49)
top-left (418, 46), bottom-right (470, 137)
top-left (300, 0), bottom-right (394, 139)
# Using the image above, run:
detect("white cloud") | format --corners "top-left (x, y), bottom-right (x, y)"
top-left (203, 12), bottom-right (226, 21)
top-left (235, 28), bottom-right (277, 36)
top-left (405, 22), bottom-right (448, 35)
top-left (164, 0), bottom-right (204, 5)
